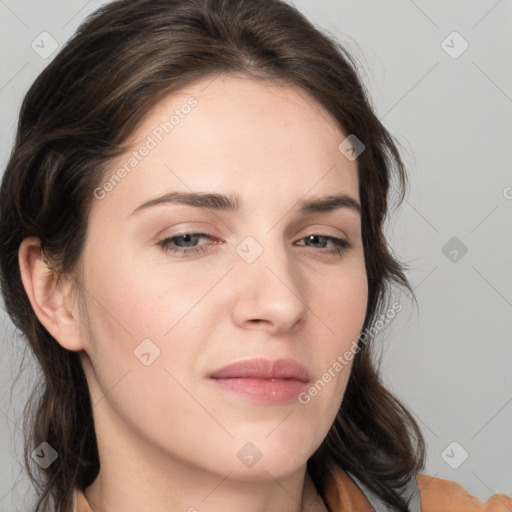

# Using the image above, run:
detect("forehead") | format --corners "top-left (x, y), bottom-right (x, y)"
top-left (93, 73), bottom-right (359, 218)
top-left (135, 72), bottom-right (344, 138)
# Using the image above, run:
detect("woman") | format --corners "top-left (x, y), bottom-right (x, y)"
top-left (0, 0), bottom-right (509, 511)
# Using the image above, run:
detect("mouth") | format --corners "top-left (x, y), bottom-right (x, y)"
top-left (209, 358), bottom-right (310, 404)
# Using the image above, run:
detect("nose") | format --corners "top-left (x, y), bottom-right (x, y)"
top-left (230, 238), bottom-right (309, 335)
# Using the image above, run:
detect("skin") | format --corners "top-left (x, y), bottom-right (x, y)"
top-left (20, 74), bottom-right (368, 512)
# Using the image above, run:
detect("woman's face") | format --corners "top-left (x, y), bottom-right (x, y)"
top-left (77, 74), bottom-right (368, 482)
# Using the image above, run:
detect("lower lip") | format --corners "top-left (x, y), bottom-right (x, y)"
top-left (211, 377), bottom-right (308, 404)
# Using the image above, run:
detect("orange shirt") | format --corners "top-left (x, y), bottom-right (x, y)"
top-left (72, 468), bottom-right (512, 511)
top-left (324, 468), bottom-right (512, 512)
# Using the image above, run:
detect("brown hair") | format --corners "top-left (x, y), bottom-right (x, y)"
top-left (0, 0), bottom-right (425, 510)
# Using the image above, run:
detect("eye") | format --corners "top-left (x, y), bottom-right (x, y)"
top-left (158, 232), bottom-right (221, 255)
top-left (296, 235), bottom-right (351, 256)
top-left (157, 232), bottom-right (351, 257)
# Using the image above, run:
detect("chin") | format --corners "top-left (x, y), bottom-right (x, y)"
top-left (224, 436), bottom-right (315, 482)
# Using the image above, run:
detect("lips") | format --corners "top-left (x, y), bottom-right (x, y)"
top-left (210, 358), bottom-right (310, 382)
top-left (209, 358), bottom-right (310, 404)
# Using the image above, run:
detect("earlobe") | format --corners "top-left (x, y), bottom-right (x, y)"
top-left (18, 237), bottom-right (85, 352)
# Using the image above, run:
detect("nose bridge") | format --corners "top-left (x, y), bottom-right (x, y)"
top-left (230, 230), bottom-right (308, 331)
top-left (237, 230), bottom-right (299, 289)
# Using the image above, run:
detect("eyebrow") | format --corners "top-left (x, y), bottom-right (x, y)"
top-left (130, 191), bottom-right (362, 216)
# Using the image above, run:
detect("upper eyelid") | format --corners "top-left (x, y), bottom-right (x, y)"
top-left (162, 232), bottom-right (349, 245)
top-left (160, 222), bottom-right (350, 239)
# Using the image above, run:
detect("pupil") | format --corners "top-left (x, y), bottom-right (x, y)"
top-left (308, 235), bottom-right (329, 249)
top-left (177, 234), bottom-right (197, 246)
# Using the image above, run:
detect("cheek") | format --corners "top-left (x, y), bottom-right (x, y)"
top-left (77, 242), bottom-right (233, 415)
top-left (313, 258), bottom-right (368, 342)
top-left (81, 241), bottom-right (228, 344)
top-left (297, 256), bottom-right (367, 409)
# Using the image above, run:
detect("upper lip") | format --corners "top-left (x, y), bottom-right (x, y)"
top-left (209, 358), bottom-right (310, 383)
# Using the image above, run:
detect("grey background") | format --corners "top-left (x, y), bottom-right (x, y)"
top-left (1, 0), bottom-right (511, 509)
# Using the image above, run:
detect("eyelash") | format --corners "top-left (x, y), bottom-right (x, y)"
top-left (158, 232), bottom-right (351, 257)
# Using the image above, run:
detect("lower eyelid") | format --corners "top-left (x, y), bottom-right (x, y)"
top-left (159, 233), bottom-right (350, 253)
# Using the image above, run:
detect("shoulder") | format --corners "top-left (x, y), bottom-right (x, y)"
top-left (324, 467), bottom-right (511, 512)
top-left (417, 473), bottom-right (511, 512)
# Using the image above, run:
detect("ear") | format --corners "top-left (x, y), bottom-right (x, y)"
top-left (18, 237), bottom-right (85, 352)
